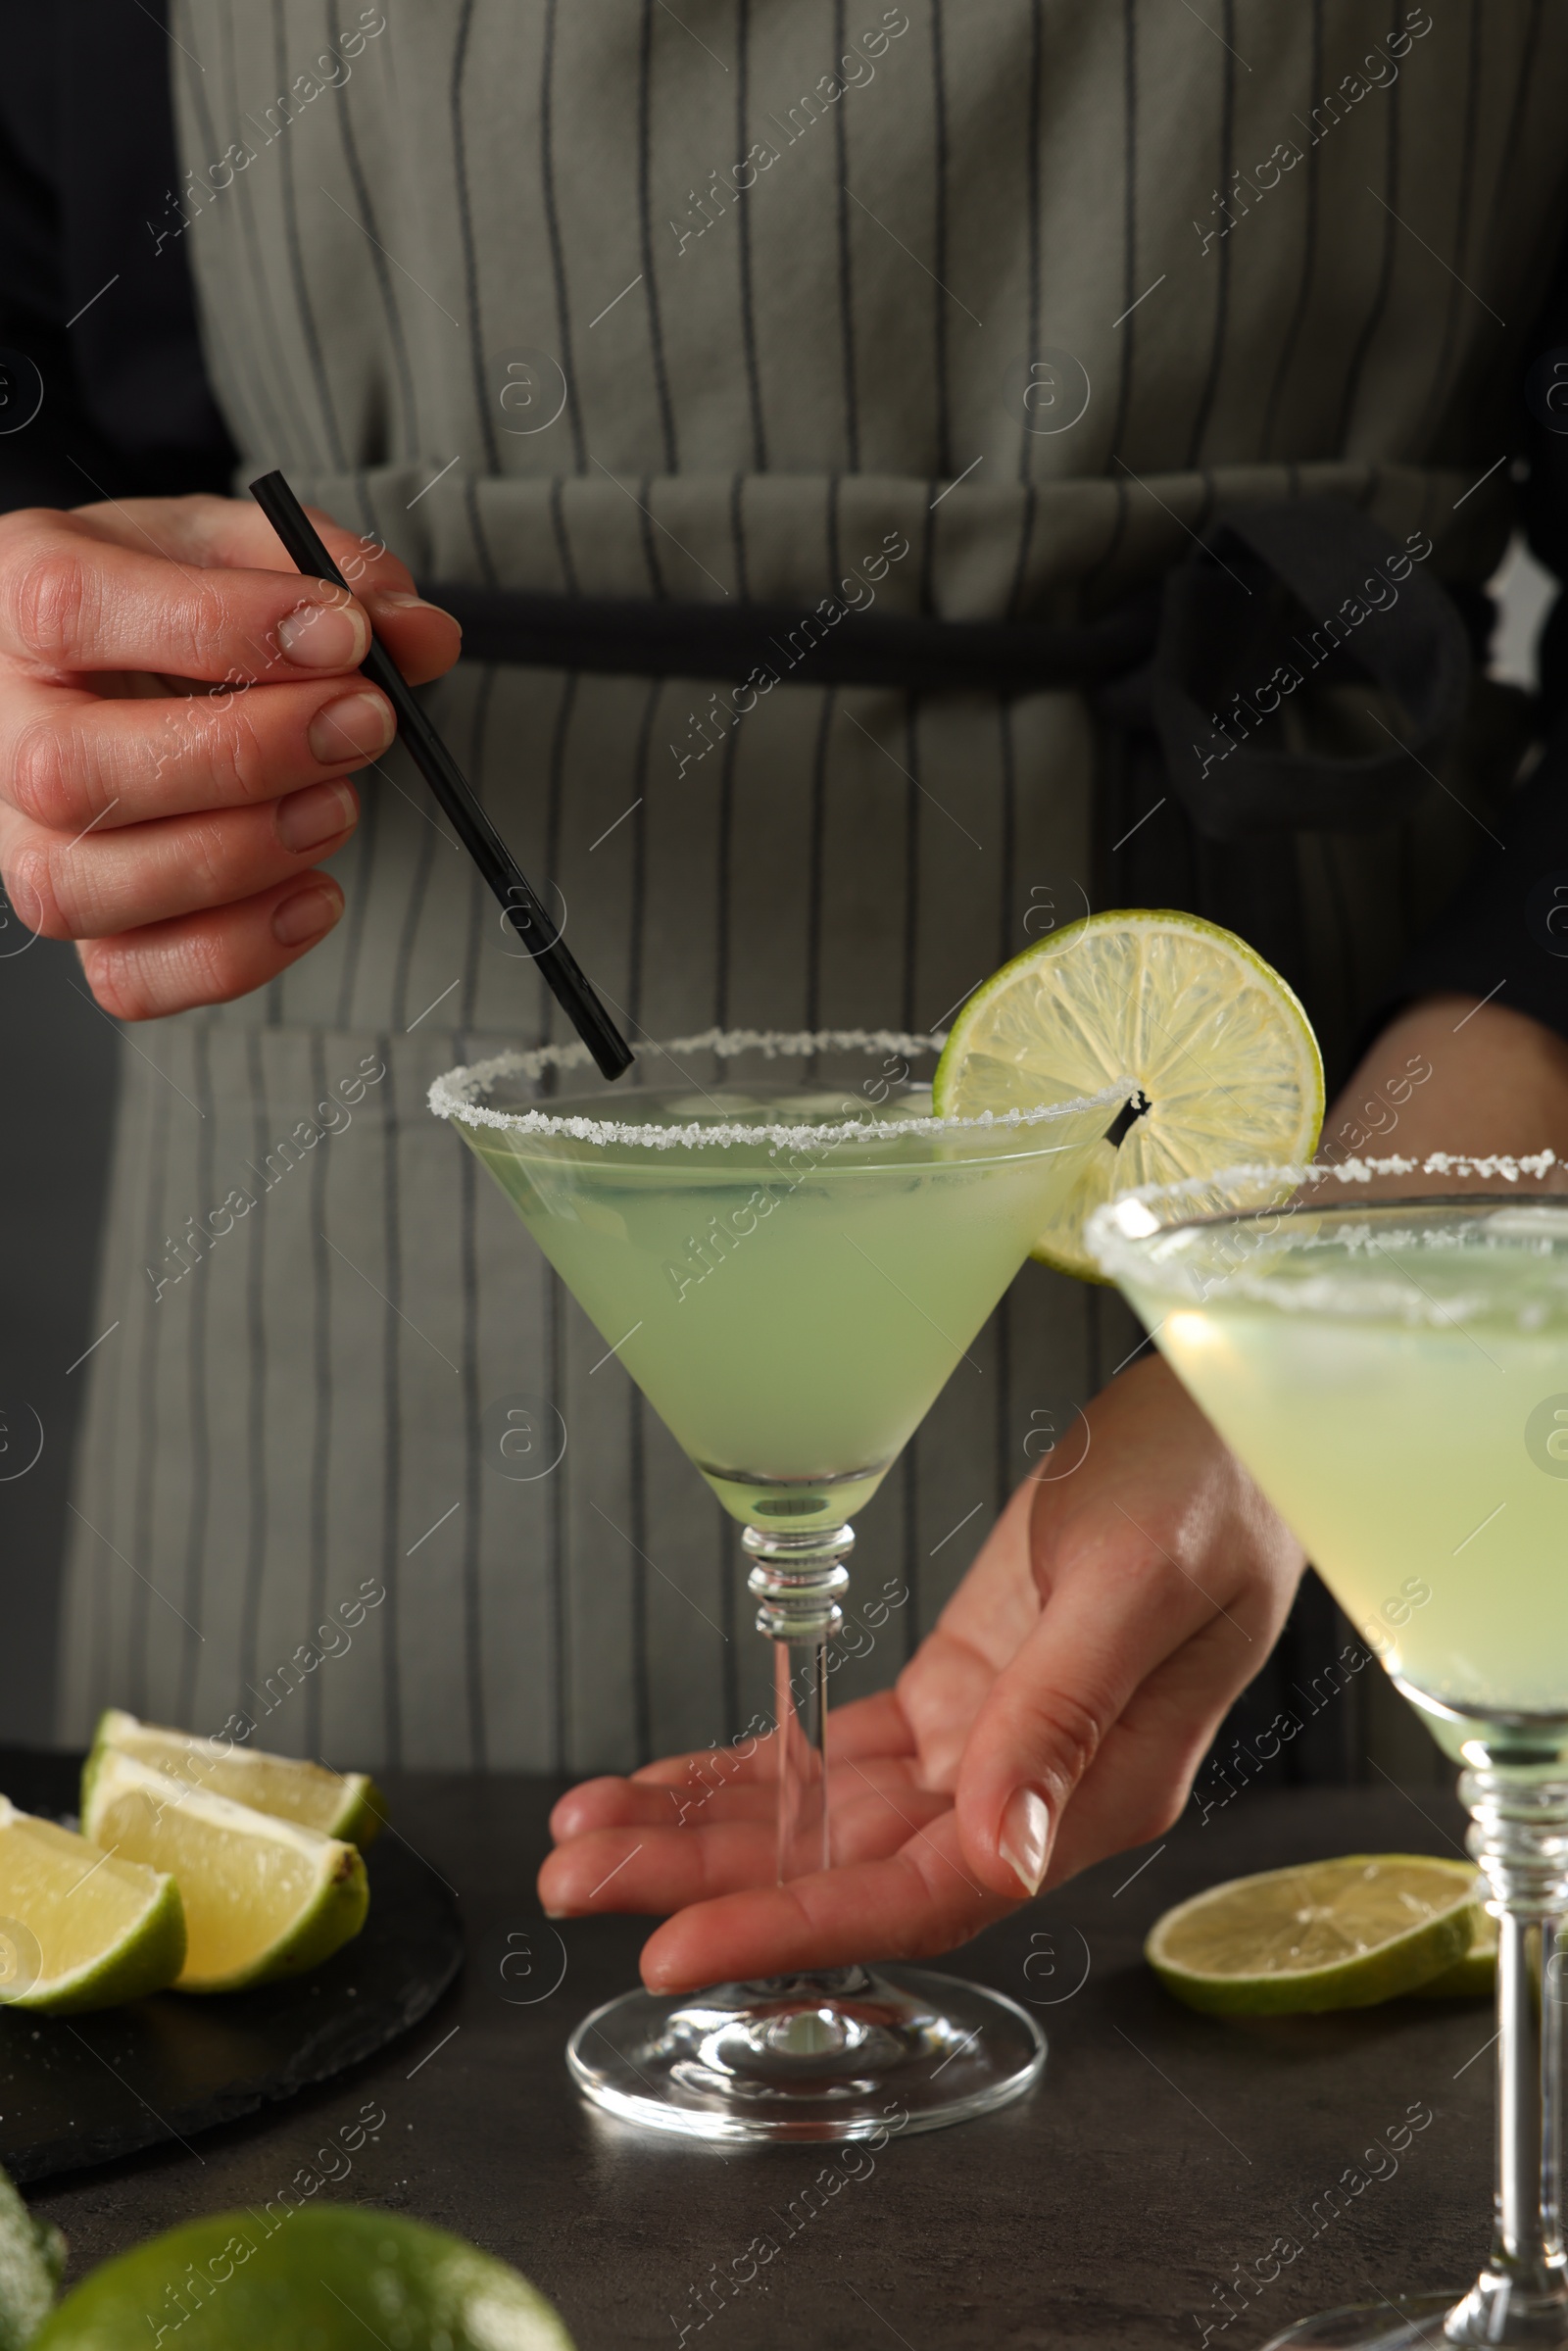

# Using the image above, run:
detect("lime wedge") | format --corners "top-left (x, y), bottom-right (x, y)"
top-left (1412, 1902), bottom-right (1497, 1998)
top-left (84, 1709), bottom-right (384, 1848)
top-left (1147, 1854), bottom-right (1479, 2015)
top-left (933, 910), bottom-right (1324, 1281)
top-left (0, 2162), bottom-right (64, 2351)
top-left (0, 1795), bottom-right (184, 2013)
top-left (32, 2206), bottom-right (575, 2351)
top-left (80, 1753), bottom-right (368, 1994)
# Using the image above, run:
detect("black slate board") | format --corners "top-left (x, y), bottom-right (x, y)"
top-left (0, 1747), bottom-right (463, 2183)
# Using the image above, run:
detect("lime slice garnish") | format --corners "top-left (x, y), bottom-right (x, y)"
top-left (0, 1795), bottom-right (184, 2014)
top-left (0, 2162), bottom-right (65, 2351)
top-left (932, 909), bottom-right (1324, 1281)
top-left (32, 2206), bottom-right (576, 2351)
top-left (81, 1753), bottom-right (368, 1994)
top-left (1146, 1854), bottom-right (1480, 2015)
top-left (1412, 1903), bottom-right (1497, 1998)
top-left (84, 1710), bottom-right (384, 1849)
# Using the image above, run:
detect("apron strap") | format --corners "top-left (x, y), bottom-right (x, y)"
top-left (418, 500), bottom-right (1471, 840)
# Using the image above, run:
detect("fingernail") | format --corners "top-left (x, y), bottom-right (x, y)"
top-left (277, 599), bottom-right (369, 669)
top-left (275, 780), bottom-right (358, 854)
top-left (307, 689), bottom-right (394, 765)
top-left (999, 1788), bottom-right (1051, 1897)
top-left (542, 1905), bottom-right (568, 1921)
top-left (272, 880), bottom-right (343, 947)
top-left (369, 587), bottom-right (459, 629)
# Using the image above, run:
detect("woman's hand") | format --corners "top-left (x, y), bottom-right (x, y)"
top-left (539, 1352), bottom-right (1304, 1993)
top-left (0, 494), bottom-right (460, 1016)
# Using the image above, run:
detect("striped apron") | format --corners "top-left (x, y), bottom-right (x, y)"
top-left (57, 0), bottom-right (1568, 1772)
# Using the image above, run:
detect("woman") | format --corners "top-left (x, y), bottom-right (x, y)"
top-left (3, 1), bottom-right (1566, 1987)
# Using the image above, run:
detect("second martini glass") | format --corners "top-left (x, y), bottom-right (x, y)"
top-left (430, 1030), bottom-right (1122, 2141)
top-left (1091, 1153), bottom-right (1568, 2351)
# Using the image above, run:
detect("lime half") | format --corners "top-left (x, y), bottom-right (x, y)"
top-left (1147, 1854), bottom-right (1480, 2015)
top-left (0, 1795), bottom-right (184, 2013)
top-left (81, 1752), bottom-right (368, 1994)
top-left (83, 1709), bottom-right (384, 1849)
top-left (933, 910), bottom-right (1324, 1281)
top-left (32, 2206), bottom-right (575, 2351)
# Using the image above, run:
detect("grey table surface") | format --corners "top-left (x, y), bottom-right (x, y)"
top-left (29, 1776), bottom-right (1494, 2349)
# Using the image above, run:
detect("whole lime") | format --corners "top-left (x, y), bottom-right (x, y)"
top-left (33, 2205), bottom-right (573, 2351)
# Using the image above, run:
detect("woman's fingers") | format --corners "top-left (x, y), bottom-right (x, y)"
top-left (0, 772), bottom-right (360, 941)
top-left (951, 1426), bottom-right (1300, 1902)
top-left (636, 1814), bottom-right (1014, 1994)
top-left (1036, 1615), bottom-right (1251, 1888)
top-left (625, 1690), bottom-right (917, 1799)
top-left (551, 1775), bottom-right (779, 1839)
top-left (76, 871), bottom-right (347, 1019)
top-left (2, 673), bottom-right (395, 835)
top-left (65, 495), bottom-right (463, 685)
top-left (551, 1751), bottom-right (931, 1842)
top-left (541, 1773), bottom-right (949, 1921)
top-left (81, 491), bottom-right (411, 597)
top-left (0, 505), bottom-right (460, 689)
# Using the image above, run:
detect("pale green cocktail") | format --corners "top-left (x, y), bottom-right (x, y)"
top-left (1091, 1160), bottom-right (1568, 2351)
top-left (1122, 1201), bottom-right (1568, 1722)
top-left (465, 1087), bottom-right (1077, 1529)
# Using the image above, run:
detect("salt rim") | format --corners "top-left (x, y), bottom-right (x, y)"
top-left (1087, 1150), bottom-right (1563, 1295)
top-left (428, 1026), bottom-right (1130, 1151)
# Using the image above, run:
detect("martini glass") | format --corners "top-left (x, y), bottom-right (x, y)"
top-left (430, 1029), bottom-right (1123, 2142)
top-left (1090, 1151), bottom-right (1568, 2351)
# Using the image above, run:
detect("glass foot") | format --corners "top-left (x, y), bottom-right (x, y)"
top-left (1263, 2286), bottom-right (1568, 2350)
top-left (565, 1965), bottom-right (1045, 2142)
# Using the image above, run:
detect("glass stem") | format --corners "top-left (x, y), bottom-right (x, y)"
top-left (744, 1522), bottom-right (853, 1885)
top-left (1447, 1761), bottom-right (1568, 2346)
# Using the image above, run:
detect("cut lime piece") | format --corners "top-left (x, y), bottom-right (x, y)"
top-left (32, 2206), bottom-right (576, 2351)
top-left (933, 910), bottom-right (1324, 1282)
top-left (1412, 1900), bottom-right (1496, 1998)
top-left (0, 2162), bottom-right (65, 2351)
top-left (80, 1753), bottom-right (368, 1994)
top-left (0, 1795), bottom-right (184, 2014)
top-left (84, 1709), bottom-right (384, 1848)
top-left (1147, 1854), bottom-right (1479, 2016)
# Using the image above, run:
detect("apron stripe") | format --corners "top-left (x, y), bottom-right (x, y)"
top-left (202, 6), bottom-right (310, 465)
top-left (1333, 4), bottom-right (1404, 450)
top-left (176, 1024), bottom-right (217, 1725)
top-left (1412, 0), bottom-right (1482, 451)
top-left (929, 0), bottom-right (953, 480)
top-left (303, 1028), bottom-right (331, 1753)
top-left (833, 0), bottom-right (861, 470)
top-left (241, 1029), bottom-right (270, 1710)
top-left (541, 0), bottom-right (589, 476)
top-left (1185, 7), bottom-right (1235, 470)
top-left (1103, 0), bottom-right (1139, 463)
top-left (272, 0), bottom-right (348, 470)
top-left (1021, 0), bottom-right (1044, 489)
top-left (379, 1040), bottom-right (403, 1765)
top-left (451, 0), bottom-right (497, 474)
top-left (1260, 0), bottom-right (1324, 460)
top-left (736, 0), bottom-right (768, 470)
top-left (638, 2), bottom-right (680, 475)
top-left (459, 1140), bottom-right (486, 1768)
top-left (330, 0), bottom-right (421, 459)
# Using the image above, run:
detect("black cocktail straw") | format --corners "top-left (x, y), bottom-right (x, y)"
top-left (249, 469), bottom-right (633, 1082)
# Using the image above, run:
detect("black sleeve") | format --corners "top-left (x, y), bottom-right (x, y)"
top-left (0, 0), bottom-right (235, 514)
top-left (1376, 224), bottom-right (1568, 1043)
